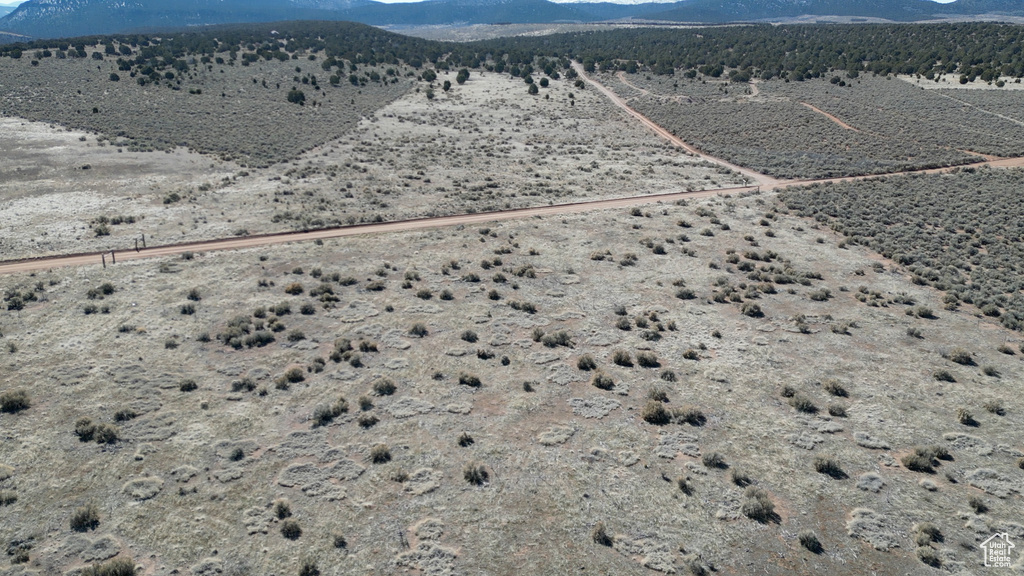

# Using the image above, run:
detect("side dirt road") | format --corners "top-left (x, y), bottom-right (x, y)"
top-left (7, 63), bottom-right (1024, 275)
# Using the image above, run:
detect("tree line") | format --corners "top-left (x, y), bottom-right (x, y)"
top-left (5, 21), bottom-right (1024, 85)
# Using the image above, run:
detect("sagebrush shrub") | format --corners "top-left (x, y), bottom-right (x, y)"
top-left (641, 400), bottom-right (670, 425)
top-left (636, 351), bottom-right (659, 368)
top-left (280, 519), bottom-right (302, 540)
top-left (813, 456), bottom-right (846, 478)
top-left (370, 444), bottom-right (391, 464)
top-left (70, 504), bottom-right (100, 532)
top-left (798, 530), bottom-right (823, 553)
top-left (612, 350), bottom-right (633, 367)
top-left (741, 486), bottom-right (774, 522)
top-left (591, 373), bottom-right (614, 391)
top-left (464, 462), bottom-right (488, 485)
top-left (81, 557), bottom-right (136, 576)
top-left (591, 522), bottom-right (613, 546)
top-left (0, 390), bottom-right (29, 413)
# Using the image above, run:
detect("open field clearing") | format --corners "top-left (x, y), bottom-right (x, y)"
top-left (0, 69), bottom-right (747, 262)
top-left (2, 190), bottom-right (1023, 575)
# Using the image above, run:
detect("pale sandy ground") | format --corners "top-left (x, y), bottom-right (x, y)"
top-left (897, 74), bottom-right (1024, 90)
top-left (1, 190), bottom-right (1022, 575)
top-left (0, 71), bottom-right (747, 261)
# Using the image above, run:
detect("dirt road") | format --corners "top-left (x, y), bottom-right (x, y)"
top-left (0, 185), bottom-right (754, 275)
top-left (800, 102), bottom-right (860, 131)
top-left (6, 66), bottom-right (1024, 276)
top-left (574, 62), bottom-right (781, 189)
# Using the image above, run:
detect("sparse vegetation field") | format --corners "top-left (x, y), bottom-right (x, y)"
top-left (3, 189), bottom-right (1023, 574)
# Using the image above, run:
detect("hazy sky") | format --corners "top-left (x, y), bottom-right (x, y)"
top-left (0, 0), bottom-right (962, 6)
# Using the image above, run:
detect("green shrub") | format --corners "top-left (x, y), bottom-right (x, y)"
top-left (648, 388), bottom-right (668, 402)
top-left (933, 370), bottom-right (956, 382)
top-left (676, 476), bottom-right (693, 495)
top-left (372, 378), bottom-right (396, 396)
top-left (798, 530), bottom-right (823, 554)
top-left (0, 390), bottom-right (29, 413)
top-left (591, 522), bottom-right (613, 546)
top-left (312, 396), bottom-right (348, 428)
top-left (946, 348), bottom-right (974, 365)
top-left (789, 394), bottom-right (817, 413)
top-left (231, 378), bottom-right (257, 392)
top-left (636, 351), bottom-right (660, 368)
top-left (901, 452), bottom-right (934, 473)
top-left (702, 452), bottom-right (726, 469)
top-left (641, 400), bottom-right (671, 425)
top-left (591, 373), bottom-right (614, 391)
top-left (674, 406), bottom-right (706, 426)
top-left (916, 546), bottom-right (941, 568)
top-left (458, 432), bottom-right (474, 447)
top-left (81, 557), bottom-right (136, 576)
top-left (541, 330), bottom-right (572, 348)
top-left (0, 491), bottom-right (18, 506)
top-left (957, 407), bottom-right (977, 426)
top-left (273, 499), bottom-right (292, 519)
top-left (93, 423), bottom-right (119, 444)
top-left (179, 379), bottom-right (198, 392)
top-left (577, 354), bottom-right (597, 371)
top-left (280, 519), bottom-right (302, 540)
top-left (370, 444), bottom-right (391, 464)
top-left (113, 408), bottom-right (137, 422)
top-left (458, 373), bottom-right (482, 388)
top-left (70, 504), bottom-right (100, 532)
top-left (612, 350), bottom-right (633, 367)
top-left (822, 379), bottom-right (847, 397)
top-left (464, 462), bottom-right (488, 485)
top-left (740, 302), bottom-right (763, 317)
top-left (983, 400), bottom-right (1005, 416)
top-left (813, 456), bottom-right (846, 478)
top-left (409, 323), bottom-right (428, 337)
top-left (741, 486), bottom-right (775, 523)
top-left (730, 468), bottom-right (752, 487)
top-left (357, 414), bottom-right (378, 428)
top-left (358, 396), bottom-right (373, 411)
top-left (460, 330), bottom-right (478, 343)
top-left (298, 559), bottom-right (320, 576)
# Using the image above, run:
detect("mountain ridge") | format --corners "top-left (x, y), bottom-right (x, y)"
top-left (2, 0), bottom-right (1023, 41)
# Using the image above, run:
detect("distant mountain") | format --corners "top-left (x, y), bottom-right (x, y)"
top-left (0, 0), bottom-right (364, 39)
top-left (649, 0), bottom-right (952, 23)
top-left (340, 0), bottom-right (594, 26)
top-left (1, 0), bottom-right (1023, 42)
top-left (936, 0), bottom-right (1024, 14)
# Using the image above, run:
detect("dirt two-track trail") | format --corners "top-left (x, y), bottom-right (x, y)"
top-left (5, 64), bottom-right (1024, 276)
